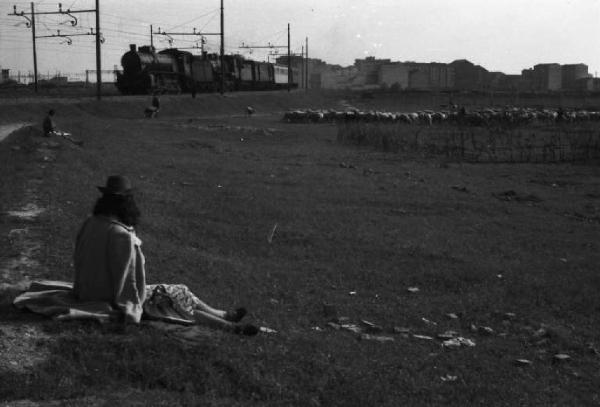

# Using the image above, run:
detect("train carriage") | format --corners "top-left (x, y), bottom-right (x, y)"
top-left (116, 44), bottom-right (297, 95)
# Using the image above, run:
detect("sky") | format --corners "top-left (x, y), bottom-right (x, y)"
top-left (1, 0), bottom-right (599, 78)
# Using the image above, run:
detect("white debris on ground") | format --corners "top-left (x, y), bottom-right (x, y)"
top-left (4, 203), bottom-right (45, 221)
top-left (441, 337), bottom-right (476, 348)
top-left (259, 326), bottom-right (277, 334)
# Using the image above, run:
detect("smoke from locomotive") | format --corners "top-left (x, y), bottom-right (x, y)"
top-left (116, 44), bottom-right (298, 94)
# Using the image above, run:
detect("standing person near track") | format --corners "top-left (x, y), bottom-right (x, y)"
top-left (144, 92), bottom-right (161, 118)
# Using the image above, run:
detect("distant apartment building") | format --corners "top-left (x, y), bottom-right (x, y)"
top-left (428, 63), bottom-right (455, 89)
top-left (561, 64), bottom-right (589, 90)
top-left (378, 63), bottom-right (410, 89)
top-left (531, 63), bottom-right (562, 91)
top-left (319, 66), bottom-right (359, 89)
top-left (278, 53), bottom-right (595, 93)
top-left (574, 77), bottom-right (600, 92)
top-left (348, 57), bottom-right (455, 90)
top-left (449, 59), bottom-right (488, 91)
top-left (406, 63), bottom-right (454, 90)
top-left (498, 74), bottom-right (528, 91)
top-left (354, 57), bottom-right (391, 86)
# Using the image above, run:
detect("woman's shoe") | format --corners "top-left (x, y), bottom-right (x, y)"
top-left (225, 307), bottom-right (247, 322)
top-left (234, 323), bottom-right (259, 336)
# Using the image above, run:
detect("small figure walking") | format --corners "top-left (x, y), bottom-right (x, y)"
top-left (144, 92), bottom-right (160, 118)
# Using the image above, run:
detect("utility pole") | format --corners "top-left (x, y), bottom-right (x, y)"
top-left (220, 0), bottom-right (224, 94)
top-left (240, 25), bottom-right (301, 92)
top-left (288, 23), bottom-right (292, 92)
top-left (305, 36), bottom-right (308, 91)
top-left (150, 24), bottom-right (154, 49)
top-left (301, 45), bottom-right (304, 89)
top-left (95, 0), bottom-right (101, 100)
top-left (10, 2), bottom-right (101, 98)
top-left (30, 3), bottom-right (38, 92)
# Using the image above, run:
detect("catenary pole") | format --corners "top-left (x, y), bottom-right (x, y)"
top-left (287, 23), bottom-right (290, 92)
top-left (305, 36), bottom-right (308, 91)
top-left (301, 45), bottom-right (304, 88)
top-left (30, 2), bottom-right (38, 93)
top-left (95, 0), bottom-right (101, 100)
top-left (150, 24), bottom-right (153, 49)
top-left (220, 0), bottom-right (224, 94)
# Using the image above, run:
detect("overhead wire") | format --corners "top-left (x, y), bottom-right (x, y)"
top-left (3, 3), bottom-right (310, 74)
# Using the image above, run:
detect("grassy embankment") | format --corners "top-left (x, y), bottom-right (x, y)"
top-left (0, 91), bottom-right (599, 405)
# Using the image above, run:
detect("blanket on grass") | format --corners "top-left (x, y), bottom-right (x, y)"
top-left (13, 280), bottom-right (196, 325)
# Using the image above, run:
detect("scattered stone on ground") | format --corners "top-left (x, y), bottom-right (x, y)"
top-left (477, 326), bottom-right (495, 335)
top-left (359, 333), bottom-right (395, 343)
top-left (259, 326), bottom-right (277, 334)
top-left (412, 334), bottom-right (434, 341)
top-left (3, 203), bottom-right (45, 221)
top-left (515, 359), bottom-right (533, 366)
top-left (442, 337), bottom-right (476, 348)
top-left (360, 319), bottom-right (383, 333)
top-left (552, 354), bottom-right (571, 363)
top-left (340, 324), bottom-right (362, 334)
top-left (437, 331), bottom-right (459, 340)
top-left (421, 317), bottom-right (437, 326)
top-left (327, 322), bottom-right (341, 330)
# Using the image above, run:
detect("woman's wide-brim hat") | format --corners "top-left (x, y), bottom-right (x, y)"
top-left (97, 175), bottom-right (133, 196)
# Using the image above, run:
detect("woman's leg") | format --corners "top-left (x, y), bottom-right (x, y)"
top-left (192, 297), bottom-right (228, 319)
top-left (165, 284), bottom-right (246, 322)
top-left (193, 309), bottom-right (235, 331)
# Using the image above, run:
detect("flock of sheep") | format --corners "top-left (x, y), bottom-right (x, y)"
top-left (283, 107), bottom-right (600, 127)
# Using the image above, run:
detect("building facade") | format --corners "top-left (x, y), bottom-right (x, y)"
top-left (532, 64), bottom-right (562, 91)
top-left (449, 59), bottom-right (488, 91)
top-left (561, 64), bottom-right (589, 90)
top-left (378, 63), bottom-right (410, 89)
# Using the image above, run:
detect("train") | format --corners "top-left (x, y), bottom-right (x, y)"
top-left (116, 44), bottom-right (298, 95)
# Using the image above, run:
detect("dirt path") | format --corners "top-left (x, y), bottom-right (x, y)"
top-left (0, 123), bottom-right (31, 143)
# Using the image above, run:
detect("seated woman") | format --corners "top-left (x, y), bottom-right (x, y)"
top-left (73, 175), bottom-right (258, 335)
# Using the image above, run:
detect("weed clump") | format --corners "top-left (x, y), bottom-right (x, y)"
top-left (337, 122), bottom-right (600, 163)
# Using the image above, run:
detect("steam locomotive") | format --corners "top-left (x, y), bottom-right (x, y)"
top-left (116, 44), bottom-right (298, 94)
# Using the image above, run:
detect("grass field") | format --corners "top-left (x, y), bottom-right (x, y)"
top-left (1, 90), bottom-right (599, 406)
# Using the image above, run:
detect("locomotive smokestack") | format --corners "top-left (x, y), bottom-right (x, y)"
top-left (129, 44), bottom-right (137, 52)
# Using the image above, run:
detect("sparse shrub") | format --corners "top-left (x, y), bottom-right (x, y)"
top-left (337, 121), bottom-right (600, 163)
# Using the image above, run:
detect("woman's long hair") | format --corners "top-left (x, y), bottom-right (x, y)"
top-left (93, 194), bottom-right (141, 227)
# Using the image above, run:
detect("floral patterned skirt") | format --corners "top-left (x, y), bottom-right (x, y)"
top-left (144, 284), bottom-right (202, 322)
